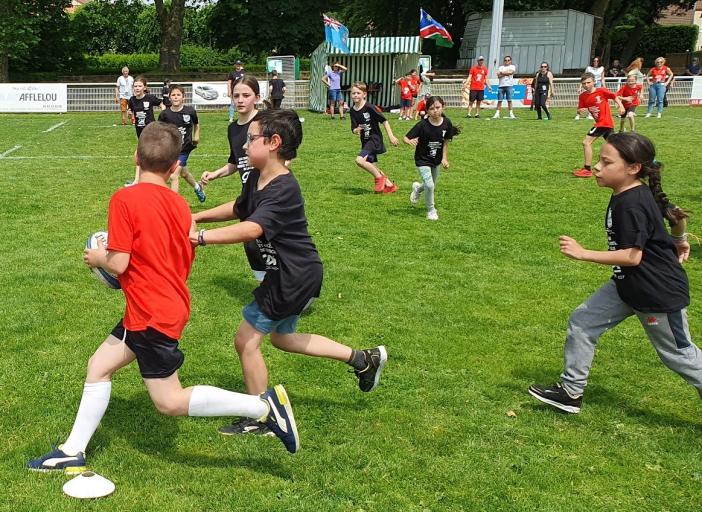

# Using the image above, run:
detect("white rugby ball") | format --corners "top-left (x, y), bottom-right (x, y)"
top-left (85, 231), bottom-right (121, 289)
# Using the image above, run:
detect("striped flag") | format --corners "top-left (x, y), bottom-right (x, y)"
top-left (419, 9), bottom-right (454, 48)
top-left (323, 14), bottom-right (350, 54)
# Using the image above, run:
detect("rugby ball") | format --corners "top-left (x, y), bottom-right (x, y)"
top-left (85, 231), bottom-right (121, 289)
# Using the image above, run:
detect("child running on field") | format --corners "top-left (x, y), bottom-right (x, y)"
top-left (404, 96), bottom-right (459, 221)
top-left (616, 74), bottom-right (643, 133)
top-left (126, 76), bottom-right (163, 185)
top-left (350, 81), bottom-right (399, 194)
top-left (529, 132), bottom-right (701, 414)
top-left (27, 122), bottom-right (300, 474)
top-left (191, 109), bottom-right (388, 436)
top-left (573, 72), bottom-right (625, 178)
top-left (158, 85), bottom-right (206, 203)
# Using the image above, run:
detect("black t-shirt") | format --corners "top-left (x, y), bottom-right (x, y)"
top-left (236, 172), bottom-right (323, 320)
top-left (350, 103), bottom-right (386, 154)
top-left (127, 94), bottom-right (162, 128)
top-left (161, 85), bottom-right (171, 107)
top-left (158, 106), bottom-right (199, 152)
top-left (606, 185), bottom-right (689, 312)
top-left (228, 70), bottom-right (245, 88)
top-left (227, 116), bottom-right (265, 271)
top-left (405, 117), bottom-right (454, 167)
top-left (269, 78), bottom-right (286, 100)
top-left (535, 73), bottom-right (550, 94)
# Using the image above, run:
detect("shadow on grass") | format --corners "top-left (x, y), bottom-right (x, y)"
top-left (99, 395), bottom-right (290, 477)
top-left (333, 186), bottom-right (372, 196)
top-left (209, 274), bottom-right (254, 303)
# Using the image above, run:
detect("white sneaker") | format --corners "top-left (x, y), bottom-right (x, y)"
top-left (427, 209), bottom-right (439, 221)
top-left (409, 182), bottom-right (421, 205)
top-left (657, 113), bottom-right (662, 119)
top-left (574, 114), bottom-right (580, 120)
top-left (645, 113), bottom-right (652, 118)
top-left (493, 112), bottom-right (500, 119)
top-left (508, 111), bottom-right (516, 119)
top-left (587, 114), bottom-right (594, 120)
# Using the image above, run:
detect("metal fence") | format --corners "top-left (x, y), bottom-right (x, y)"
top-left (64, 77), bottom-right (694, 112)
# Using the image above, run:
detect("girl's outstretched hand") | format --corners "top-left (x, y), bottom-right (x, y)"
top-left (559, 235), bottom-right (585, 260)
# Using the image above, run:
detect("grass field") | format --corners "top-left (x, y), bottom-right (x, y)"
top-left (1, 107), bottom-right (701, 511)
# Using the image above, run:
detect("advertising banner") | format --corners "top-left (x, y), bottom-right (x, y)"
top-left (0, 83), bottom-right (68, 113)
top-left (690, 76), bottom-right (702, 105)
top-left (191, 81), bottom-right (269, 106)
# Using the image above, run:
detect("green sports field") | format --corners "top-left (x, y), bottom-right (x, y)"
top-left (1, 108), bottom-right (701, 511)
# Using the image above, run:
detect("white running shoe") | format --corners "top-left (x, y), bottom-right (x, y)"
top-left (574, 114), bottom-right (580, 120)
top-left (493, 112), bottom-right (500, 119)
top-left (427, 209), bottom-right (439, 221)
top-left (645, 113), bottom-right (652, 118)
top-left (508, 111), bottom-right (516, 119)
top-left (409, 182), bottom-right (421, 205)
top-left (587, 114), bottom-right (594, 120)
top-left (657, 113), bottom-right (662, 119)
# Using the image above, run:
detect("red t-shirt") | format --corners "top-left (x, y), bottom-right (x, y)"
top-left (578, 87), bottom-right (618, 129)
top-left (416, 99), bottom-right (427, 114)
top-left (617, 84), bottom-right (642, 108)
top-left (107, 183), bottom-right (195, 339)
top-left (649, 66), bottom-right (670, 83)
top-left (469, 65), bottom-right (488, 91)
top-left (398, 79), bottom-right (413, 100)
top-left (410, 76), bottom-right (421, 97)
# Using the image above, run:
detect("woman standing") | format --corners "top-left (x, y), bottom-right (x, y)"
top-left (645, 57), bottom-right (674, 119)
top-left (585, 56), bottom-right (605, 87)
top-left (532, 62), bottom-right (555, 120)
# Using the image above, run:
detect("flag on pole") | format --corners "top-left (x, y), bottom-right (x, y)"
top-left (323, 14), bottom-right (350, 54)
top-left (419, 9), bottom-right (454, 48)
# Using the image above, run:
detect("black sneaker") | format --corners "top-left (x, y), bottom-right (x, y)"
top-left (218, 417), bottom-right (274, 437)
top-left (528, 382), bottom-right (582, 414)
top-left (354, 346), bottom-right (387, 392)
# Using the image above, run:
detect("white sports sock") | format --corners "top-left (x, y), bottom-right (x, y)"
top-left (61, 381), bottom-right (112, 455)
top-left (188, 385), bottom-right (268, 419)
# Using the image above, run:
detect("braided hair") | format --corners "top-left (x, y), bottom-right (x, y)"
top-left (605, 132), bottom-right (688, 225)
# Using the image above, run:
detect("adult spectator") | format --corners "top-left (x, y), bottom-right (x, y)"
top-left (532, 62), bottom-right (555, 121)
top-left (645, 56), bottom-right (674, 119)
top-left (227, 60), bottom-right (245, 122)
top-left (608, 59), bottom-right (623, 78)
top-left (418, 64), bottom-right (435, 97)
top-left (585, 56), bottom-right (605, 87)
top-left (114, 66), bottom-right (134, 126)
top-left (322, 62), bottom-right (347, 120)
top-left (465, 56), bottom-right (492, 118)
top-left (268, 70), bottom-right (286, 109)
top-left (494, 55), bottom-right (516, 119)
top-left (686, 57), bottom-right (701, 76)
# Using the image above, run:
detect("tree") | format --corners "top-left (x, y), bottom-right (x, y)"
top-left (154, 0), bottom-right (187, 72)
top-left (0, 0), bottom-right (71, 82)
top-left (71, 0), bottom-right (144, 55)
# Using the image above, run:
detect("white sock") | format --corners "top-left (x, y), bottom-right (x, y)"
top-left (61, 381), bottom-right (112, 455)
top-left (188, 385), bottom-right (268, 419)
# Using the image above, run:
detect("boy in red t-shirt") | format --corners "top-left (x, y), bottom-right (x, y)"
top-left (616, 74), bottom-right (643, 133)
top-left (465, 56), bottom-right (493, 118)
top-left (28, 123), bottom-right (300, 473)
top-left (415, 93), bottom-right (430, 120)
top-left (573, 72), bottom-right (625, 178)
top-left (396, 71), bottom-right (414, 120)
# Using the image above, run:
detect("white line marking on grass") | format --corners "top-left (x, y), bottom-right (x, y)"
top-left (0, 145), bottom-right (22, 159)
top-left (2, 154), bottom-right (225, 160)
top-left (44, 121), bottom-right (67, 132)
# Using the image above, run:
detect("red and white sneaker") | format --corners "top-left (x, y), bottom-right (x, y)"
top-left (572, 168), bottom-right (593, 178)
top-left (383, 181), bottom-right (397, 194)
top-left (374, 175), bottom-right (385, 193)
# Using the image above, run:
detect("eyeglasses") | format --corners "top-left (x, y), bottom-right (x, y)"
top-left (246, 133), bottom-right (267, 144)
top-left (540, 65), bottom-right (548, 68)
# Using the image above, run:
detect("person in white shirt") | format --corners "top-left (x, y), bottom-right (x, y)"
top-left (576, 56), bottom-right (605, 120)
top-left (494, 56), bottom-right (516, 119)
top-left (115, 66), bottom-right (134, 126)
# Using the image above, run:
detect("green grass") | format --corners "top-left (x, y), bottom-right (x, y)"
top-left (1, 107), bottom-right (701, 511)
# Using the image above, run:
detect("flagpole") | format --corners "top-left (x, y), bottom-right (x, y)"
top-left (487, 0), bottom-right (504, 79)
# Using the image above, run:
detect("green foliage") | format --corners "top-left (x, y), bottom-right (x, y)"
top-left (70, 0), bottom-right (144, 54)
top-left (610, 24), bottom-right (698, 64)
top-left (135, 6), bottom-right (161, 54)
top-left (82, 53), bottom-right (160, 75)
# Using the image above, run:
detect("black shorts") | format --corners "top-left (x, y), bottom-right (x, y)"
top-left (111, 320), bottom-right (184, 379)
top-left (586, 126), bottom-right (613, 139)
top-left (620, 106), bottom-right (637, 118)
top-left (469, 90), bottom-right (484, 102)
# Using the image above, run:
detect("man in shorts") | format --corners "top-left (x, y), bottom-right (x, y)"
top-left (466, 56), bottom-right (492, 118)
top-left (494, 56), bottom-right (516, 119)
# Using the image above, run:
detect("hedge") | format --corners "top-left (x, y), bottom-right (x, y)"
top-left (610, 24), bottom-right (698, 65)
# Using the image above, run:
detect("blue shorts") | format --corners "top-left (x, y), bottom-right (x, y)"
top-left (498, 86), bottom-right (513, 101)
top-left (177, 151), bottom-right (191, 167)
top-left (358, 149), bottom-right (378, 163)
top-left (401, 98), bottom-right (412, 108)
top-left (328, 89), bottom-right (343, 103)
top-left (242, 300), bottom-right (299, 335)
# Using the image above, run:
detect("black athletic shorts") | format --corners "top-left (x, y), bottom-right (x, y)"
top-left (111, 320), bottom-right (184, 379)
top-left (469, 90), bottom-right (484, 102)
top-left (586, 126), bottom-right (613, 139)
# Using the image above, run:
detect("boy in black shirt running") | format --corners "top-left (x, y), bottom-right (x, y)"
top-left (191, 109), bottom-right (387, 435)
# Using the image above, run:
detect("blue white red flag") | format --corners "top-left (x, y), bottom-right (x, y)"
top-left (419, 9), bottom-right (454, 48)
top-left (323, 14), bottom-right (350, 54)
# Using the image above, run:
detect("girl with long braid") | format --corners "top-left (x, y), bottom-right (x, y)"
top-left (529, 132), bottom-right (702, 414)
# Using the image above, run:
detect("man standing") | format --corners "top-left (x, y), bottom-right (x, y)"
top-left (494, 56), bottom-right (516, 119)
top-left (228, 60), bottom-right (245, 122)
top-left (465, 56), bottom-right (492, 118)
top-left (115, 66), bottom-right (134, 126)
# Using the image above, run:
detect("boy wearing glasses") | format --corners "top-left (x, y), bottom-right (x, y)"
top-left (190, 110), bottom-right (388, 436)
top-left (494, 56), bottom-right (516, 119)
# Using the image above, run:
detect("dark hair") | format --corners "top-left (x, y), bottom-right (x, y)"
top-left (235, 75), bottom-right (260, 95)
top-left (424, 96), bottom-right (461, 136)
top-left (134, 75), bottom-right (149, 94)
top-left (606, 132), bottom-right (688, 224)
top-left (137, 122), bottom-right (180, 172)
top-left (580, 72), bottom-right (595, 82)
top-left (418, 64), bottom-right (424, 74)
top-left (169, 84), bottom-right (185, 96)
top-left (253, 109), bottom-right (303, 160)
